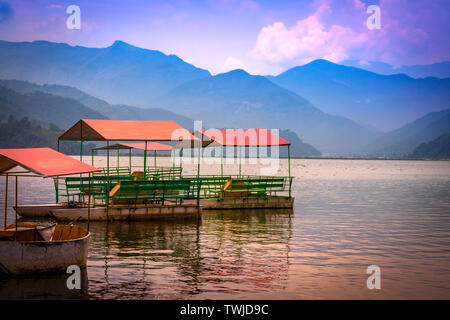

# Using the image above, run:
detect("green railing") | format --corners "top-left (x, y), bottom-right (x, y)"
top-left (180, 175), bottom-right (292, 200)
top-left (146, 167), bottom-right (182, 180)
top-left (54, 172), bottom-right (293, 207)
top-left (93, 166), bottom-right (132, 177)
top-left (108, 179), bottom-right (194, 205)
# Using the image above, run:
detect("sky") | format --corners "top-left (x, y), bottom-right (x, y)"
top-left (0, 0), bottom-right (449, 75)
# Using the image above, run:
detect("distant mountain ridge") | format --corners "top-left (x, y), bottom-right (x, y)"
top-left (0, 40), bottom-right (211, 106)
top-left (410, 134), bottom-right (450, 159)
top-left (363, 109), bottom-right (450, 156)
top-left (0, 79), bottom-right (195, 130)
top-left (278, 129), bottom-right (321, 157)
top-left (155, 69), bottom-right (377, 155)
top-left (0, 116), bottom-right (95, 155)
top-left (0, 85), bottom-right (106, 128)
top-left (268, 59), bottom-right (450, 131)
top-left (1, 40), bottom-right (448, 157)
top-left (342, 60), bottom-right (450, 79)
top-left (0, 79), bottom-right (320, 156)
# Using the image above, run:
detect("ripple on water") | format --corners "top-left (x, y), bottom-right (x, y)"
top-left (0, 158), bottom-right (449, 299)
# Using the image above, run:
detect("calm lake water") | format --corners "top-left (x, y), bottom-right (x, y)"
top-left (0, 157), bottom-right (449, 299)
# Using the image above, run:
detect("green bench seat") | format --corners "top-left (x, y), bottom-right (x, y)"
top-left (108, 179), bottom-right (193, 205)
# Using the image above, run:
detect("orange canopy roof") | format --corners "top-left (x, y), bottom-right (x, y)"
top-left (93, 142), bottom-right (173, 151)
top-left (59, 119), bottom-right (197, 141)
top-left (198, 129), bottom-right (290, 146)
top-left (0, 148), bottom-right (100, 177)
top-left (122, 142), bottom-right (173, 151)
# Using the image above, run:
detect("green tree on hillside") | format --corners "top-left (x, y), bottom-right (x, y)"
top-left (0, 116), bottom-right (95, 155)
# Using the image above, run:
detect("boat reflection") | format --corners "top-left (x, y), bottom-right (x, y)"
top-left (82, 210), bottom-right (292, 299)
top-left (0, 267), bottom-right (88, 299)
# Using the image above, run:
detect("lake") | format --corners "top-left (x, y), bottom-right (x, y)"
top-left (1, 157), bottom-right (449, 299)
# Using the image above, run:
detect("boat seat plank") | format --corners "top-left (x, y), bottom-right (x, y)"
top-left (51, 225), bottom-right (64, 241)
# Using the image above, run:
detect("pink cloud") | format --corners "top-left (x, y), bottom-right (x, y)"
top-left (252, 0), bottom-right (450, 71)
top-left (252, 0), bottom-right (368, 68)
top-left (222, 56), bottom-right (246, 72)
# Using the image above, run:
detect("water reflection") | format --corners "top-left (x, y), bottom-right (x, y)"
top-left (0, 268), bottom-right (88, 300)
top-left (1, 159), bottom-right (449, 299)
top-left (196, 210), bottom-right (292, 299)
top-left (81, 210), bottom-right (292, 299)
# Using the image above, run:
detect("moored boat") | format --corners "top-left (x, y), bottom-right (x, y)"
top-left (0, 148), bottom-right (99, 276)
top-left (0, 223), bottom-right (90, 276)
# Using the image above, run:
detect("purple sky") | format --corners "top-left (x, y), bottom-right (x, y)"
top-left (0, 0), bottom-right (448, 75)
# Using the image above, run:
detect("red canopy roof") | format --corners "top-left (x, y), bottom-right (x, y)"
top-left (0, 148), bottom-right (100, 177)
top-left (198, 129), bottom-right (290, 146)
top-left (122, 142), bottom-right (173, 151)
top-left (92, 142), bottom-right (173, 151)
top-left (59, 119), bottom-right (197, 141)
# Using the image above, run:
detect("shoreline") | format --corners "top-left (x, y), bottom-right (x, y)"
top-left (75, 154), bottom-right (450, 161)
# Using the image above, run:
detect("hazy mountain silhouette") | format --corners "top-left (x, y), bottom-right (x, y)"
top-left (0, 79), bottom-right (319, 156)
top-left (0, 79), bottom-right (195, 130)
top-left (363, 109), bottom-right (450, 156)
top-left (0, 40), bottom-right (210, 106)
top-left (2, 40), bottom-right (448, 156)
top-left (278, 129), bottom-right (321, 157)
top-left (268, 59), bottom-right (450, 131)
top-left (155, 69), bottom-right (377, 155)
top-left (0, 85), bottom-right (106, 128)
top-left (409, 133), bottom-right (450, 159)
top-left (342, 60), bottom-right (450, 79)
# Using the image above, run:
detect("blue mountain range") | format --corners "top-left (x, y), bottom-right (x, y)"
top-left (0, 40), bottom-right (448, 156)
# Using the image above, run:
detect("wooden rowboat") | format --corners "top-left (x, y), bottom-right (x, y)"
top-left (0, 223), bottom-right (90, 276)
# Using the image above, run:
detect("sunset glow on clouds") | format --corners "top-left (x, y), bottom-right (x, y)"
top-left (251, 1), bottom-right (368, 72)
top-left (250, 0), bottom-right (450, 73)
top-left (222, 56), bottom-right (247, 72)
top-left (0, 0), bottom-right (448, 75)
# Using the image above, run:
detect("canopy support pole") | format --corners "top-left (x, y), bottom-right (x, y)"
top-left (15, 175), bottom-right (18, 237)
top-left (143, 141), bottom-right (147, 178)
top-left (221, 147), bottom-right (223, 177)
top-left (288, 144), bottom-right (291, 199)
top-left (56, 139), bottom-right (60, 203)
top-left (196, 139), bottom-right (201, 206)
top-left (3, 174), bottom-right (8, 229)
top-left (172, 150), bottom-right (175, 169)
top-left (129, 148), bottom-right (132, 173)
top-left (87, 172), bottom-right (91, 231)
top-left (154, 150), bottom-right (157, 168)
top-left (106, 141), bottom-right (110, 209)
top-left (117, 149), bottom-right (120, 171)
top-left (91, 149), bottom-right (94, 166)
top-left (180, 148), bottom-right (183, 173)
top-left (80, 120), bottom-right (83, 161)
top-left (80, 123), bottom-right (83, 203)
top-left (239, 146), bottom-right (242, 177)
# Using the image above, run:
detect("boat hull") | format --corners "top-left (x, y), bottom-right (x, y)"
top-left (50, 204), bottom-right (202, 221)
top-left (0, 233), bottom-right (90, 276)
top-left (198, 196), bottom-right (294, 210)
top-left (15, 204), bottom-right (65, 218)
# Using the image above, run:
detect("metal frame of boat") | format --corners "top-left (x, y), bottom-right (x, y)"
top-left (46, 119), bottom-right (202, 221)
top-left (14, 120), bottom-right (294, 220)
top-left (59, 125), bottom-right (294, 212)
top-left (173, 128), bottom-right (294, 209)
